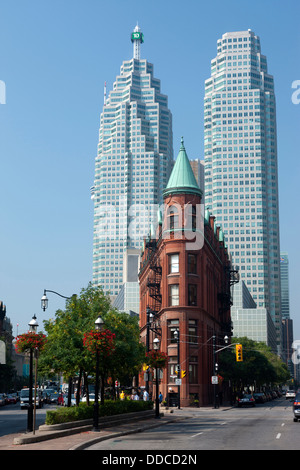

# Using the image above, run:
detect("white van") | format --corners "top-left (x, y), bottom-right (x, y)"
top-left (20, 388), bottom-right (43, 409)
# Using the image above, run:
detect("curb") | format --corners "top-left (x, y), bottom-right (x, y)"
top-left (70, 416), bottom-right (184, 451)
top-left (13, 410), bottom-right (160, 446)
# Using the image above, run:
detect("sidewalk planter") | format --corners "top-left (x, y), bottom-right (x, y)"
top-left (45, 399), bottom-right (153, 425)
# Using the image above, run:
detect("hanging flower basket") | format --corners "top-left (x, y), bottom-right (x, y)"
top-left (15, 332), bottom-right (47, 353)
top-left (83, 329), bottom-right (116, 358)
top-left (146, 350), bottom-right (168, 369)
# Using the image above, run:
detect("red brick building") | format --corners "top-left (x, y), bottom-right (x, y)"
top-left (139, 139), bottom-right (236, 407)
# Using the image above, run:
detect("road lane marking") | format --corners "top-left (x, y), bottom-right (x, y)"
top-left (191, 432), bottom-right (203, 438)
top-left (276, 433), bottom-right (281, 439)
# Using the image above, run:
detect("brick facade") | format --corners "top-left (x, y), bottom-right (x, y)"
top-left (139, 180), bottom-right (233, 407)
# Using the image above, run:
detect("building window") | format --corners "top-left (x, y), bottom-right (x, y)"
top-left (186, 204), bottom-right (197, 231)
top-left (188, 320), bottom-right (198, 344)
top-left (167, 319), bottom-right (179, 344)
top-left (169, 253), bottom-right (179, 274)
top-left (188, 284), bottom-right (197, 306)
top-left (168, 356), bottom-right (179, 383)
top-left (188, 253), bottom-right (197, 274)
top-left (168, 206), bottom-right (179, 231)
top-left (169, 284), bottom-right (179, 306)
top-left (189, 356), bottom-right (198, 384)
top-left (192, 205), bottom-right (197, 232)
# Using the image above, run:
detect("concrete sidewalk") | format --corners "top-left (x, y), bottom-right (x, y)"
top-left (0, 411), bottom-right (183, 451)
top-left (0, 406), bottom-right (233, 451)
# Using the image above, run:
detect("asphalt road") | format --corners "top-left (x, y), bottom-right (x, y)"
top-left (0, 403), bottom-right (48, 436)
top-left (86, 398), bottom-right (299, 451)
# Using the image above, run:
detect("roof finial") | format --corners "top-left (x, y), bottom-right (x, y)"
top-left (181, 136), bottom-right (184, 148)
top-left (131, 24), bottom-right (144, 60)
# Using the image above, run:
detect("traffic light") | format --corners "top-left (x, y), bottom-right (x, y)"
top-left (235, 344), bottom-right (243, 362)
top-left (181, 370), bottom-right (187, 378)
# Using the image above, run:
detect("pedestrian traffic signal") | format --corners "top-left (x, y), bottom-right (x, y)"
top-left (236, 344), bottom-right (243, 362)
top-left (181, 370), bottom-right (187, 378)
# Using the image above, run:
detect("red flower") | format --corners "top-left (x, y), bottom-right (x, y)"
top-left (146, 350), bottom-right (168, 369)
top-left (83, 329), bottom-right (116, 358)
top-left (15, 332), bottom-right (47, 353)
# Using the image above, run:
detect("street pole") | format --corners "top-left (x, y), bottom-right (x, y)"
top-left (33, 348), bottom-right (38, 434)
top-left (175, 329), bottom-right (180, 410)
top-left (146, 308), bottom-right (150, 393)
top-left (213, 335), bottom-right (219, 409)
top-left (27, 314), bottom-right (39, 433)
top-left (27, 348), bottom-right (33, 433)
top-left (93, 349), bottom-right (100, 431)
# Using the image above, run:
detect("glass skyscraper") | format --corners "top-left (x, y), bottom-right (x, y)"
top-left (204, 30), bottom-right (281, 348)
top-left (92, 25), bottom-right (173, 298)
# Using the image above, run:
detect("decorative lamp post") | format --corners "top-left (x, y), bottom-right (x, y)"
top-left (93, 315), bottom-right (104, 432)
top-left (174, 328), bottom-right (180, 409)
top-left (41, 288), bottom-right (75, 405)
top-left (41, 289), bottom-right (74, 312)
top-left (28, 314), bottom-right (38, 432)
top-left (153, 337), bottom-right (160, 419)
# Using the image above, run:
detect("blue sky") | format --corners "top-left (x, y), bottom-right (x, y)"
top-left (0, 0), bottom-right (299, 343)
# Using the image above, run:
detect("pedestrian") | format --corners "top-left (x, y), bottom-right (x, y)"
top-left (133, 391), bottom-right (139, 400)
top-left (159, 392), bottom-right (163, 403)
top-left (143, 390), bottom-right (149, 401)
top-left (120, 390), bottom-right (125, 400)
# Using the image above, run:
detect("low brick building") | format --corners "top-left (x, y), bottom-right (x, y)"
top-left (139, 139), bottom-right (237, 407)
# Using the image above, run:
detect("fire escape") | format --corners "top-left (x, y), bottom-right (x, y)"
top-left (145, 237), bottom-right (162, 343)
top-left (218, 265), bottom-right (239, 336)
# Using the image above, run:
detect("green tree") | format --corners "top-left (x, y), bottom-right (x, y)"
top-left (219, 337), bottom-right (290, 393)
top-left (39, 283), bottom-right (145, 404)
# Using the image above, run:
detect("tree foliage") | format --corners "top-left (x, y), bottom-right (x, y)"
top-left (38, 283), bottom-right (145, 398)
top-left (219, 336), bottom-right (290, 391)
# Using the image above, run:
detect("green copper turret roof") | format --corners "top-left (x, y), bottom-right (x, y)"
top-left (163, 138), bottom-right (202, 198)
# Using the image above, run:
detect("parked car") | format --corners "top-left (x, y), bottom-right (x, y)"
top-left (6, 394), bottom-right (17, 404)
top-left (237, 394), bottom-right (256, 407)
top-left (253, 392), bottom-right (266, 404)
top-left (286, 390), bottom-right (296, 400)
top-left (293, 393), bottom-right (300, 422)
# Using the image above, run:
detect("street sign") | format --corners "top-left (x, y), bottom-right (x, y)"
top-left (211, 375), bottom-right (218, 384)
top-left (175, 378), bottom-right (182, 386)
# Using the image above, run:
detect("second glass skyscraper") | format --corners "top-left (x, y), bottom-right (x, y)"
top-left (204, 30), bottom-right (281, 348)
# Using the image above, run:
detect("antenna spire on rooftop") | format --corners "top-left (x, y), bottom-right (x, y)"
top-left (131, 23), bottom-right (144, 60)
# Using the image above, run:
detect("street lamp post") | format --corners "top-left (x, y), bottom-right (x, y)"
top-left (174, 329), bottom-right (180, 410)
top-left (153, 337), bottom-right (160, 419)
top-left (213, 335), bottom-right (219, 409)
top-left (27, 314), bottom-right (38, 433)
top-left (93, 315), bottom-right (104, 432)
top-left (41, 288), bottom-right (75, 407)
top-left (41, 289), bottom-right (74, 312)
top-left (213, 334), bottom-right (231, 408)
